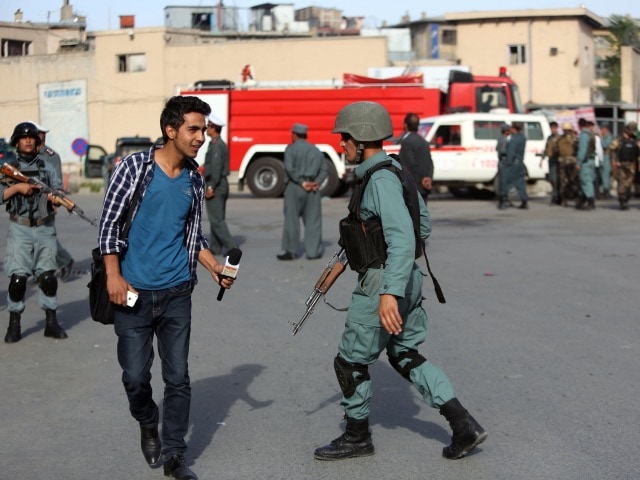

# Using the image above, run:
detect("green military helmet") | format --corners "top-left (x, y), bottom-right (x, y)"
top-left (332, 101), bottom-right (393, 142)
top-left (626, 121), bottom-right (638, 136)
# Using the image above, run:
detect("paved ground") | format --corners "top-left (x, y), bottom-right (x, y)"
top-left (1, 190), bottom-right (639, 480)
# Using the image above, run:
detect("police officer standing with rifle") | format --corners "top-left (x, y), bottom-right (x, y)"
top-left (0, 122), bottom-right (75, 343)
top-left (313, 101), bottom-right (486, 462)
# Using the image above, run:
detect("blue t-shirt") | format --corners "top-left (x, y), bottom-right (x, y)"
top-left (121, 163), bottom-right (192, 289)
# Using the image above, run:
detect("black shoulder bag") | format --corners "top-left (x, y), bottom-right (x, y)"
top-left (88, 179), bottom-right (144, 325)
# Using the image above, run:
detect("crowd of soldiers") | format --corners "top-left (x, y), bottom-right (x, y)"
top-left (543, 119), bottom-right (640, 211)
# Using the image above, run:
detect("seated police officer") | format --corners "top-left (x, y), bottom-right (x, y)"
top-left (0, 122), bottom-right (70, 343)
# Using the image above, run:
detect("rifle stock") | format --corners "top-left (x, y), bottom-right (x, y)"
top-left (1, 162), bottom-right (97, 226)
top-left (290, 249), bottom-right (348, 336)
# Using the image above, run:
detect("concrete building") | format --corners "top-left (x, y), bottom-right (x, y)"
top-left (1, 3), bottom-right (638, 174)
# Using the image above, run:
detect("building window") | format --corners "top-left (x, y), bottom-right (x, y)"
top-left (1, 39), bottom-right (31, 57)
top-left (117, 53), bottom-right (146, 73)
top-left (441, 29), bottom-right (457, 46)
top-left (507, 44), bottom-right (526, 65)
top-left (595, 56), bottom-right (609, 80)
top-left (191, 12), bottom-right (212, 31)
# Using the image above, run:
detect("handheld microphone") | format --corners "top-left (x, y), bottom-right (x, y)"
top-left (217, 247), bottom-right (242, 301)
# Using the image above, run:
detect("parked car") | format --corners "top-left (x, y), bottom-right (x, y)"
top-left (84, 136), bottom-right (154, 180)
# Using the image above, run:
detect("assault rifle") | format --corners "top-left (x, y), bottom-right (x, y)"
top-left (1, 162), bottom-right (97, 226)
top-left (290, 249), bottom-right (348, 336)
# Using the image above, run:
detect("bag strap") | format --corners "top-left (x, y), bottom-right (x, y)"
top-left (119, 170), bottom-right (145, 241)
top-left (350, 158), bottom-right (446, 304)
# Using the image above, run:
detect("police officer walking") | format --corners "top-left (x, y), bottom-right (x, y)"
top-left (610, 121), bottom-right (640, 210)
top-left (314, 101), bottom-right (486, 462)
top-left (0, 122), bottom-right (70, 343)
top-left (277, 123), bottom-right (327, 260)
top-left (576, 118), bottom-right (597, 210)
top-left (30, 121), bottom-right (75, 279)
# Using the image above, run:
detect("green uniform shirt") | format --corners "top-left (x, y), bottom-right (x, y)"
top-left (354, 151), bottom-right (431, 299)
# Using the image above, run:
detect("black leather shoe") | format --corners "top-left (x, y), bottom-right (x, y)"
top-left (277, 252), bottom-right (296, 261)
top-left (140, 424), bottom-right (161, 466)
top-left (163, 454), bottom-right (197, 480)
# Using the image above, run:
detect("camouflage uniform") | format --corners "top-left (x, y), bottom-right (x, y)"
top-left (611, 126), bottom-right (640, 210)
top-left (543, 131), bottom-right (561, 204)
top-left (557, 129), bottom-right (578, 206)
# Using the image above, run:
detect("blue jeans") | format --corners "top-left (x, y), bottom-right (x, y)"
top-left (114, 281), bottom-right (193, 457)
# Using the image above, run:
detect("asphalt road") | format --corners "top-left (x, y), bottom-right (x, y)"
top-left (1, 190), bottom-right (639, 480)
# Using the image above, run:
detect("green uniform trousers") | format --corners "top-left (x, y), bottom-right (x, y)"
top-left (337, 265), bottom-right (454, 420)
top-left (205, 177), bottom-right (235, 254)
top-left (281, 183), bottom-right (323, 258)
top-left (579, 159), bottom-right (596, 199)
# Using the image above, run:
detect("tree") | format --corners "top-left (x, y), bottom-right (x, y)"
top-left (599, 15), bottom-right (640, 102)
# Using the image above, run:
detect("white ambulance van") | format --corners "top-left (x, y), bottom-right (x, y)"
top-left (387, 112), bottom-right (551, 197)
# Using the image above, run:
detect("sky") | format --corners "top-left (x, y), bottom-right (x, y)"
top-left (2, 1), bottom-right (639, 31)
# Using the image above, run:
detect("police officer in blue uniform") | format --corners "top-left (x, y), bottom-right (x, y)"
top-left (314, 102), bottom-right (486, 462)
top-left (576, 117), bottom-right (597, 210)
top-left (277, 123), bottom-right (327, 260)
top-left (0, 122), bottom-right (69, 343)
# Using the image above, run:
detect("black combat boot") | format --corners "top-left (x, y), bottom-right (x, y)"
top-left (439, 398), bottom-right (487, 459)
top-left (517, 200), bottom-right (529, 209)
top-left (140, 423), bottom-right (162, 466)
top-left (44, 309), bottom-right (68, 339)
top-left (575, 196), bottom-right (586, 210)
top-left (5, 312), bottom-right (22, 343)
top-left (587, 198), bottom-right (595, 210)
top-left (498, 196), bottom-right (508, 210)
top-left (314, 417), bottom-right (375, 461)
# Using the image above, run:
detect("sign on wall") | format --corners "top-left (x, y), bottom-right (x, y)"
top-left (38, 79), bottom-right (88, 165)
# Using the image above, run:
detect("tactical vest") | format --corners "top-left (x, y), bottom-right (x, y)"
top-left (338, 158), bottom-right (445, 303)
top-left (5, 157), bottom-right (51, 218)
top-left (617, 138), bottom-right (639, 163)
top-left (585, 132), bottom-right (596, 159)
top-left (557, 134), bottom-right (576, 157)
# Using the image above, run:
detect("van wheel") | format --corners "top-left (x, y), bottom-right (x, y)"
top-left (246, 157), bottom-right (285, 198)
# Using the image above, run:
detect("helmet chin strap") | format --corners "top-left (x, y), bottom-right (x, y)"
top-left (355, 142), bottom-right (365, 163)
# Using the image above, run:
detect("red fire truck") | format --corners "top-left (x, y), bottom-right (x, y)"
top-left (180, 69), bottom-right (522, 197)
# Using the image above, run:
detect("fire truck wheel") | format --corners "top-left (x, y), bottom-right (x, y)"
top-left (319, 159), bottom-right (341, 197)
top-left (246, 156), bottom-right (286, 198)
